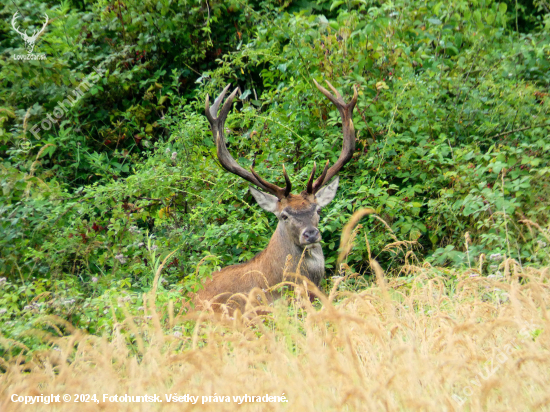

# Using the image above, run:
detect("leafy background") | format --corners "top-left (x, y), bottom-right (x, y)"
top-left (1, 0), bottom-right (549, 350)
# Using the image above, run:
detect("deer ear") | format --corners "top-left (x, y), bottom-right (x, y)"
top-left (315, 176), bottom-right (339, 207)
top-left (249, 186), bottom-right (279, 213)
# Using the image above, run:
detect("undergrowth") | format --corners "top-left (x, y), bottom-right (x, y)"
top-left (1, 259), bottom-right (549, 411)
top-left (1, 217), bottom-right (549, 411)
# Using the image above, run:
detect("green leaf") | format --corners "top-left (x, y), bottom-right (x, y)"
top-left (330, 0), bottom-right (344, 11)
top-left (474, 10), bottom-right (482, 23)
top-left (447, 46), bottom-right (459, 56)
top-left (454, 33), bottom-right (463, 48)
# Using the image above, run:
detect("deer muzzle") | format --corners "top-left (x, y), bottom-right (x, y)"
top-left (301, 227), bottom-right (321, 245)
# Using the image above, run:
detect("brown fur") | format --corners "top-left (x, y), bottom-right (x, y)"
top-left (194, 193), bottom-right (326, 314)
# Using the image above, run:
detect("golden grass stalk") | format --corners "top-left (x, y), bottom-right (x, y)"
top-left (1, 263), bottom-right (549, 411)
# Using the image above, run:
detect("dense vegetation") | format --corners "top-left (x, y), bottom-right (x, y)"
top-left (1, 0), bottom-right (549, 353)
top-left (2, 267), bottom-right (550, 411)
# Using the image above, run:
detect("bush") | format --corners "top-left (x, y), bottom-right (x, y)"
top-left (1, 0), bottom-right (550, 346)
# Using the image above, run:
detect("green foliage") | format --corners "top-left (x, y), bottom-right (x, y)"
top-left (1, 0), bottom-right (550, 349)
top-left (1, 0), bottom-right (272, 186)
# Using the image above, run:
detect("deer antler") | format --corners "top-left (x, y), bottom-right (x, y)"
top-left (29, 14), bottom-right (49, 42)
top-left (11, 12), bottom-right (26, 37)
top-left (307, 79), bottom-right (358, 194)
top-left (205, 85), bottom-right (292, 199)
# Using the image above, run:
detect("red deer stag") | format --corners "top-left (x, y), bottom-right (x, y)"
top-left (195, 79), bottom-right (357, 313)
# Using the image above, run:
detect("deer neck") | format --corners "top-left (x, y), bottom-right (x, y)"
top-left (262, 223), bottom-right (325, 285)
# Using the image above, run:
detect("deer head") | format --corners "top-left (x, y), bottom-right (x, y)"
top-left (205, 80), bottom-right (357, 249)
top-left (11, 12), bottom-right (49, 54)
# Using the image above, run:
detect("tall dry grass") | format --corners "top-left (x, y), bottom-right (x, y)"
top-left (1, 260), bottom-right (549, 411)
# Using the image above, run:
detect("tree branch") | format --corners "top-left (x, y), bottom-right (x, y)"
top-left (491, 122), bottom-right (550, 139)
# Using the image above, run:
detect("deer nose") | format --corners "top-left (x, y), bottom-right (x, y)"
top-left (302, 228), bottom-right (320, 243)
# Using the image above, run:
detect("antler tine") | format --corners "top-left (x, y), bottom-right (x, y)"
top-left (306, 162), bottom-right (317, 194)
top-left (305, 160), bottom-right (330, 195)
top-left (206, 84), bottom-right (232, 122)
top-left (205, 85), bottom-right (291, 199)
top-left (282, 165), bottom-right (292, 197)
top-left (311, 79), bottom-right (358, 193)
top-left (205, 84), bottom-right (232, 123)
top-left (325, 79), bottom-right (342, 99)
top-left (249, 167), bottom-right (288, 199)
top-left (315, 160), bottom-right (330, 189)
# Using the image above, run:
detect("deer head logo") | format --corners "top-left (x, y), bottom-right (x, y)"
top-left (11, 12), bottom-right (49, 54)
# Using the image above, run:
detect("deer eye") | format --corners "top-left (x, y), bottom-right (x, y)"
top-left (281, 214), bottom-right (288, 221)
